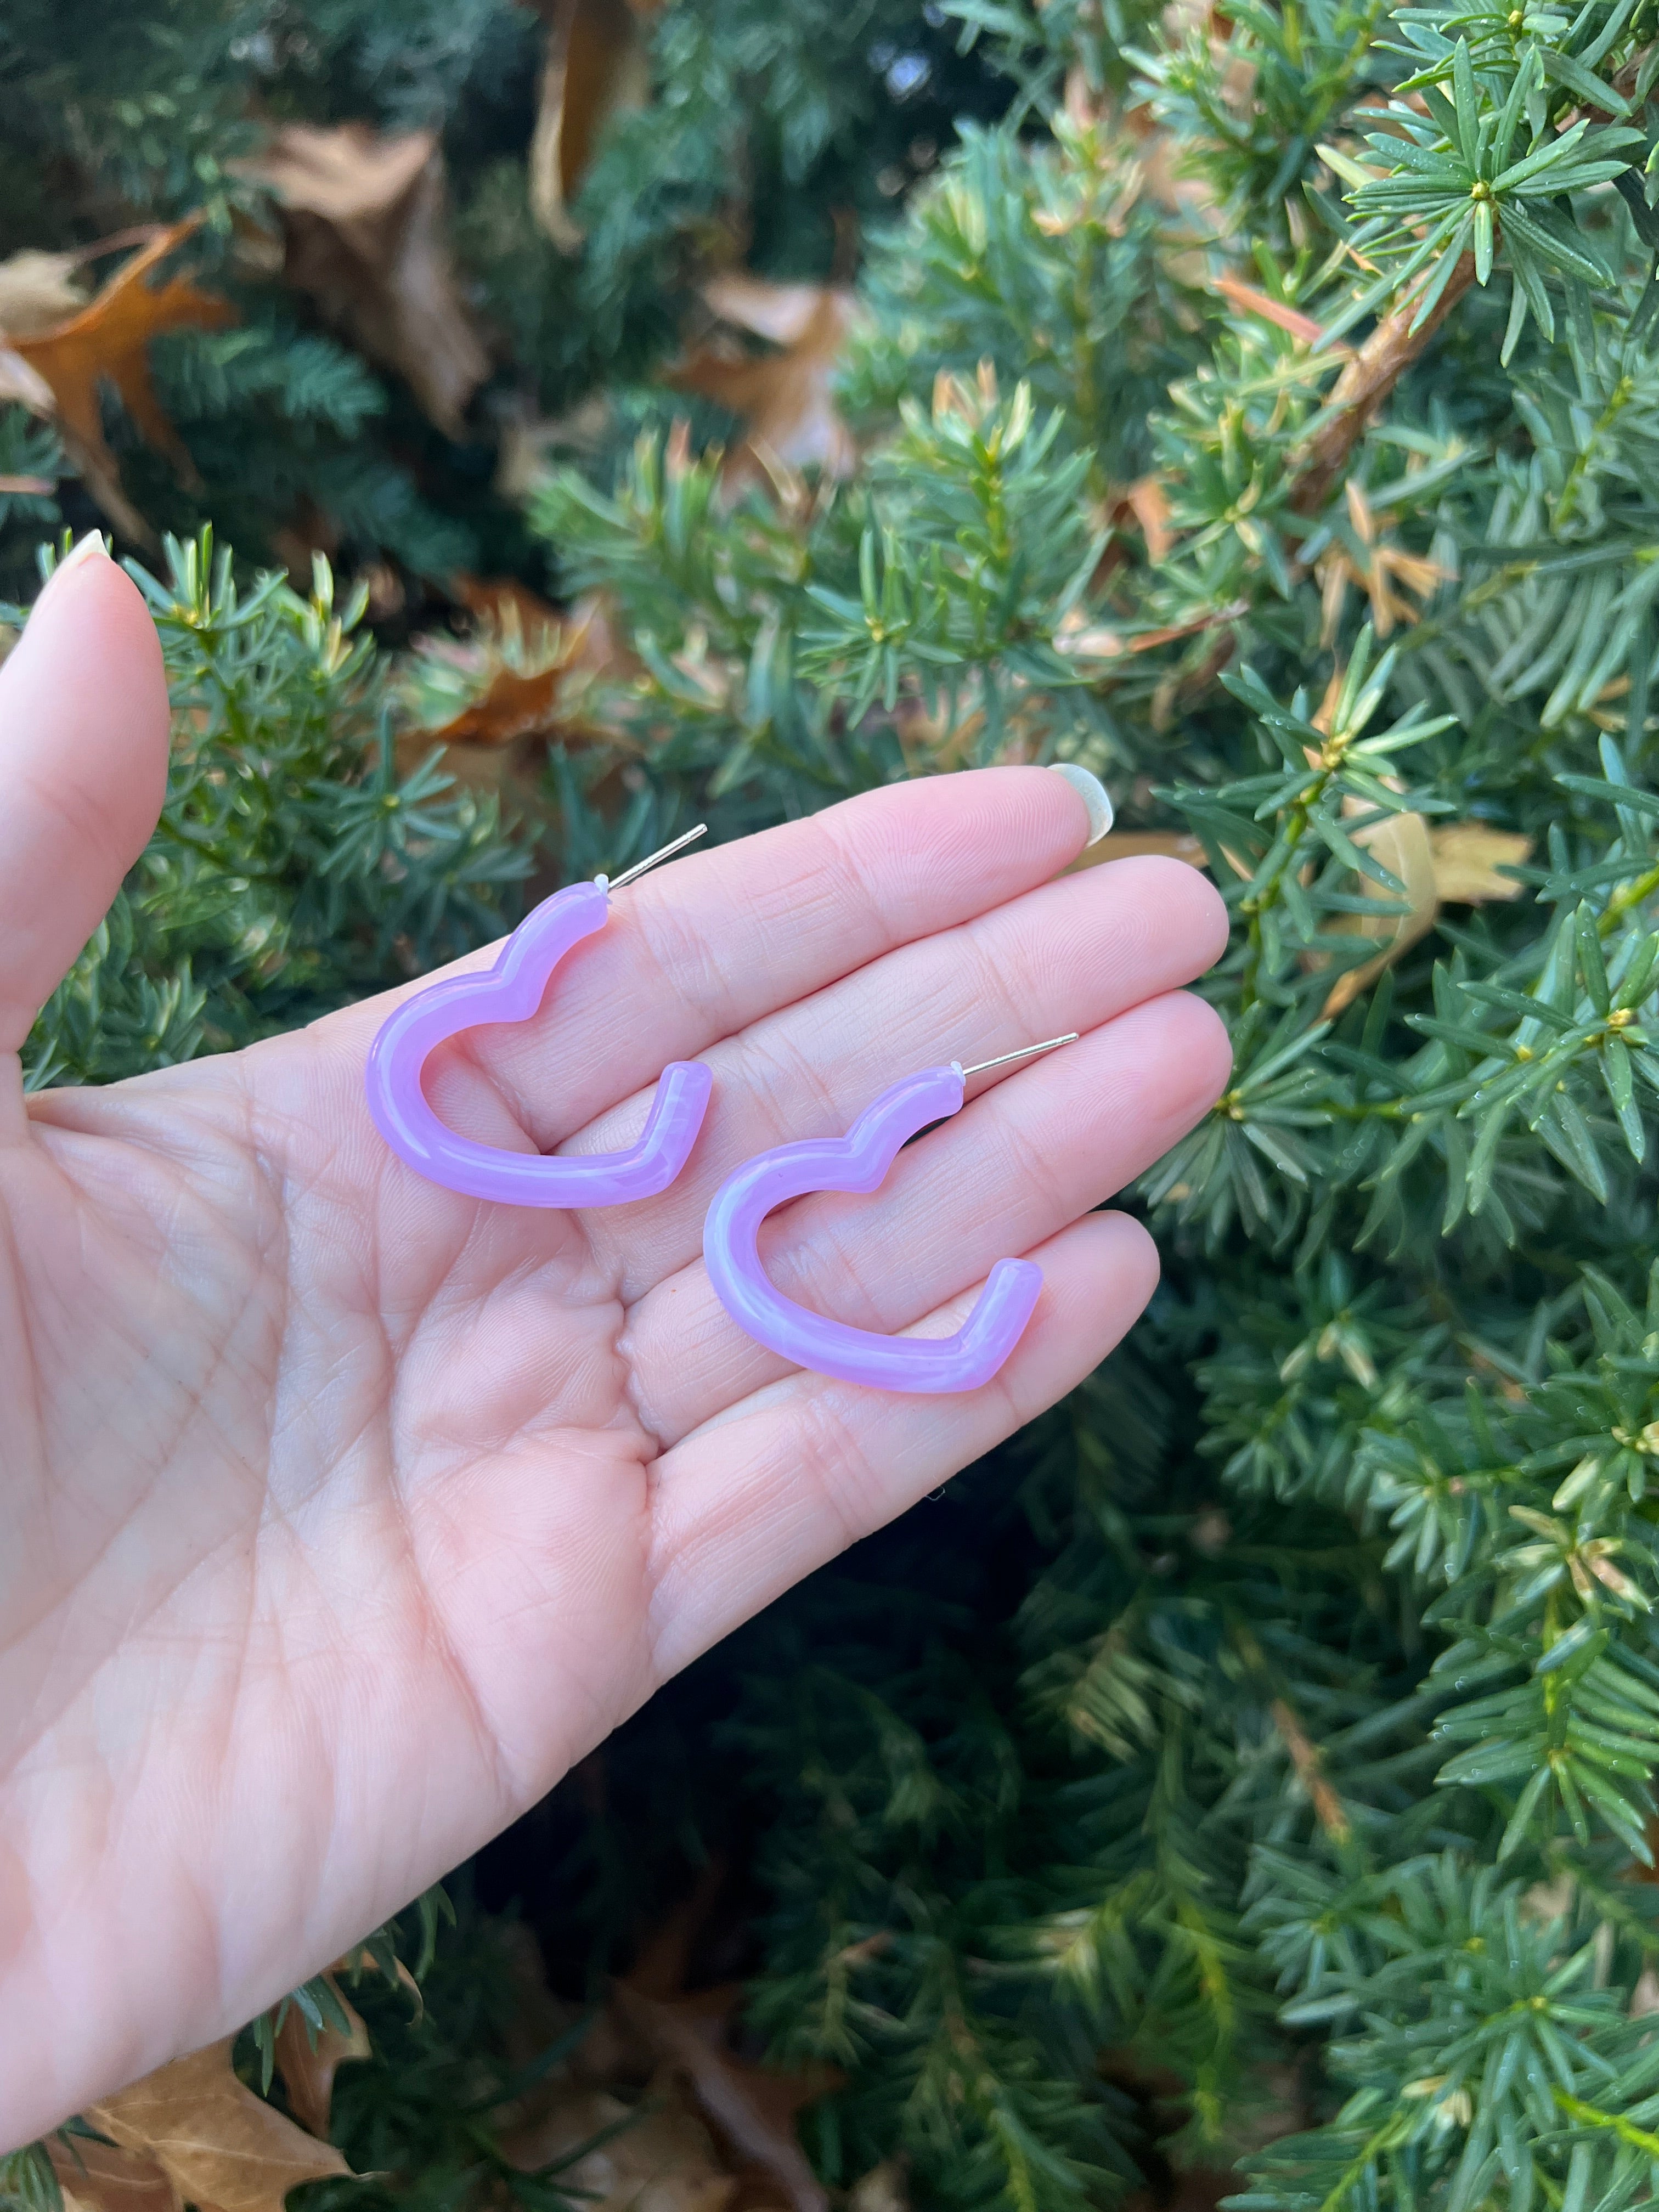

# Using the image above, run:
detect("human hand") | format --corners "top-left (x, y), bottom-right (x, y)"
top-left (0, 544), bottom-right (1230, 2146)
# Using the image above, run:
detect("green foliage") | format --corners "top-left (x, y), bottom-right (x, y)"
top-left (249, 1887), bottom-right (456, 2095)
top-left (14, 529), bottom-right (531, 1089)
top-left (840, 115), bottom-right (1192, 479)
top-left (498, 0), bottom-right (1659, 2200)
top-left (31, 0), bottom-right (1659, 2203)
top-left (254, 1891), bottom-right (617, 2212)
top-left (0, 2146), bottom-right (61, 2212)
top-left (0, 0), bottom-right (1004, 581)
top-left (0, 408), bottom-right (63, 555)
top-left (1241, 1857), bottom-right (1659, 2212)
top-left (1135, 0), bottom-right (1394, 232)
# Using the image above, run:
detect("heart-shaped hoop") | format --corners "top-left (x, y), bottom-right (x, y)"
top-left (702, 1065), bottom-right (1042, 1393)
top-left (366, 879), bottom-right (712, 1206)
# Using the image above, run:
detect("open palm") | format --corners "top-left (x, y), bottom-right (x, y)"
top-left (0, 548), bottom-right (1230, 2148)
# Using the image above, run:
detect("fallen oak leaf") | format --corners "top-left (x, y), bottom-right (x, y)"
top-left (599, 1875), bottom-right (835, 2212)
top-left (236, 124), bottom-right (487, 439)
top-left (273, 1976), bottom-right (371, 2140)
top-left (505, 2083), bottom-right (738, 2212)
top-left (0, 250), bottom-right (90, 338)
top-left (1318, 808), bottom-right (1438, 1020)
top-left (846, 2164), bottom-right (909, 2212)
top-left (1319, 815), bottom-right (1532, 1018)
top-left (623, 1859), bottom-right (729, 2002)
top-left (1426, 821), bottom-right (1532, 904)
top-left (529, 0), bottom-right (659, 248)
top-left (10, 220), bottom-right (235, 545)
top-left (335, 1939), bottom-right (426, 2021)
top-left (11, 222), bottom-right (230, 460)
top-left (612, 1987), bottom-right (832, 2212)
top-left (407, 591), bottom-right (622, 748)
top-left (0, 345), bottom-right (55, 416)
top-left (669, 278), bottom-right (859, 490)
top-left (450, 572), bottom-right (568, 633)
top-left (87, 2039), bottom-right (349, 2212)
top-left (431, 663), bottom-right (574, 745)
top-left (699, 276), bottom-right (846, 354)
top-left (449, 573), bottom-right (641, 686)
top-left (49, 2139), bottom-right (180, 2212)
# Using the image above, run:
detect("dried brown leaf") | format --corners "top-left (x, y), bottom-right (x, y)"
top-left (431, 663), bottom-right (571, 745)
top-left (529, 0), bottom-right (658, 247)
top-left (845, 2162), bottom-right (909, 2212)
top-left (400, 585), bottom-right (625, 817)
top-left (273, 1978), bottom-right (371, 2139)
top-left (1125, 475), bottom-right (1174, 563)
top-left (670, 280), bottom-right (858, 488)
top-left (0, 250), bottom-right (89, 338)
top-left (48, 2138), bottom-right (180, 2212)
top-left (1319, 807), bottom-right (1438, 1018)
top-left (0, 344), bottom-right (55, 415)
top-left (1316, 815), bottom-right (1532, 1016)
top-left (613, 1988), bottom-right (832, 2212)
top-left (699, 277), bottom-right (837, 352)
top-left (238, 124), bottom-right (487, 437)
top-left (507, 2083), bottom-right (738, 2212)
top-left (1427, 822), bottom-right (1532, 904)
top-left (452, 572), bottom-right (568, 634)
top-left (10, 220), bottom-right (235, 544)
top-left (87, 2038), bottom-right (349, 2212)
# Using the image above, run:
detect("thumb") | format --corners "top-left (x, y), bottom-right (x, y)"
top-left (0, 537), bottom-right (171, 1060)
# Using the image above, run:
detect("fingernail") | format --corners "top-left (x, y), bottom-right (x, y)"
top-left (33, 532), bottom-right (110, 616)
top-left (1048, 761), bottom-right (1114, 845)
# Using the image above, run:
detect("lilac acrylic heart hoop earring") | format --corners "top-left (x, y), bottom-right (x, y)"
top-left (702, 1034), bottom-right (1077, 1393)
top-left (366, 827), bottom-right (712, 1206)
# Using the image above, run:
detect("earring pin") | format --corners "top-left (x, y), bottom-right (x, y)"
top-left (956, 1032), bottom-right (1078, 1081)
top-left (599, 822), bottom-right (707, 893)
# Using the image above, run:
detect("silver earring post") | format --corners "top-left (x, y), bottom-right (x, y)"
top-left (598, 823), bottom-right (708, 893)
top-left (956, 1033), bottom-right (1079, 1080)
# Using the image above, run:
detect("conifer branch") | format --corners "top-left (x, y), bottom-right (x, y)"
top-left (1289, 255), bottom-right (1477, 515)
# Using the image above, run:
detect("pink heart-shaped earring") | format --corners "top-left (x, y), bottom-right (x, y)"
top-left (366, 827), bottom-right (713, 1206)
top-left (702, 1034), bottom-right (1077, 1393)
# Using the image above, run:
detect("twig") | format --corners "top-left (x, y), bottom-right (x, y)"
top-left (1289, 253), bottom-right (1477, 514)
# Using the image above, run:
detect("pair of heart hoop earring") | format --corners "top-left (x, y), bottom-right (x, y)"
top-left (365, 827), bottom-right (1074, 1395)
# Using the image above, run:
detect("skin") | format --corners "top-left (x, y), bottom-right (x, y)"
top-left (0, 545), bottom-right (1232, 2148)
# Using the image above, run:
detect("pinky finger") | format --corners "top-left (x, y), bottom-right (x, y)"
top-left (642, 1209), bottom-right (1160, 1683)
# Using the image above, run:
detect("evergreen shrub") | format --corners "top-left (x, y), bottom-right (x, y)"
top-left (13, 0), bottom-right (1659, 2208)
